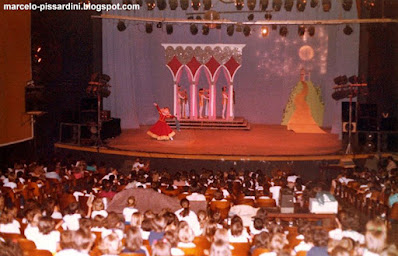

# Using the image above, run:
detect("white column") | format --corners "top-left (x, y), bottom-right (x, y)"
top-left (229, 83), bottom-right (234, 120)
top-left (210, 82), bottom-right (216, 120)
top-left (173, 81), bottom-right (177, 117)
top-left (190, 81), bottom-right (197, 120)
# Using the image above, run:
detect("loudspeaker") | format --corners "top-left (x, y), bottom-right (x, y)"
top-left (25, 86), bottom-right (46, 113)
top-left (342, 122), bottom-right (357, 133)
top-left (357, 104), bottom-right (378, 131)
top-left (280, 194), bottom-right (294, 213)
top-left (358, 132), bottom-right (377, 152)
top-left (342, 102), bottom-right (356, 122)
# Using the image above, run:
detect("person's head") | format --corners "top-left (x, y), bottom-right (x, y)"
top-left (253, 217), bottom-right (264, 231)
top-left (127, 196), bottom-right (136, 207)
top-left (92, 215), bottom-right (105, 228)
top-left (213, 228), bottom-right (229, 243)
top-left (311, 229), bottom-right (329, 247)
top-left (141, 218), bottom-right (153, 232)
top-left (98, 232), bottom-right (122, 255)
top-left (25, 207), bottom-right (42, 226)
top-left (210, 239), bottom-right (231, 256)
top-left (0, 240), bottom-right (23, 256)
top-left (151, 240), bottom-right (171, 256)
top-left (230, 215), bottom-right (244, 237)
top-left (253, 231), bottom-right (270, 249)
top-left (177, 221), bottom-right (195, 243)
top-left (214, 190), bottom-right (224, 201)
top-left (152, 215), bottom-right (167, 232)
top-left (269, 233), bottom-right (288, 253)
top-left (179, 198), bottom-right (190, 218)
top-left (65, 202), bottom-right (80, 215)
top-left (104, 212), bottom-right (124, 230)
top-left (330, 246), bottom-right (352, 256)
top-left (0, 207), bottom-right (18, 224)
top-left (197, 210), bottom-right (207, 223)
top-left (73, 229), bottom-right (95, 253)
top-left (125, 226), bottom-right (143, 252)
top-left (130, 212), bottom-right (143, 227)
top-left (79, 218), bottom-right (93, 233)
top-left (37, 216), bottom-right (55, 235)
top-left (92, 198), bottom-right (105, 211)
top-left (366, 219), bottom-right (387, 254)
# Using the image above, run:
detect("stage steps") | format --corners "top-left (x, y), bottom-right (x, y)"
top-left (166, 117), bottom-right (250, 130)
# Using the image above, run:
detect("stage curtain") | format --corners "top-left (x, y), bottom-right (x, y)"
top-left (0, 0), bottom-right (33, 146)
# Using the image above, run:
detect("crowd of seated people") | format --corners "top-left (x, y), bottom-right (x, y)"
top-left (0, 156), bottom-right (397, 256)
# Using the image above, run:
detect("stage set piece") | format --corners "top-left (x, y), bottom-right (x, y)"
top-left (162, 44), bottom-right (245, 121)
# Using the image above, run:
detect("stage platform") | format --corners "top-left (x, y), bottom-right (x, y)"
top-left (54, 124), bottom-right (351, 161)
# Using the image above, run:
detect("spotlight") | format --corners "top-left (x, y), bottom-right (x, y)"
top-left (169, 0), bottom-right (178, 9)
top-left (157, 0), bottom-right (167, 9)
top-left (342, 0), bottom-right (352, 11)
top-left (236, 24), bottom-right (243, 32)
top-left (363, 0), bottom-right (375, 10)
top-left (243, 25), bottom-right (251, 36)
top-left (235, 0), bottom-right (244, 10)
top-left (308, 26), bottom-right (315, 36)
top-left (166, 24), bottom-right (173, 34)
top-left (145, 23), bottom-right (153, 33)
top-left (146, 0), bottom-right (155, 10)
top-left (261, 26), bottom-right (269, 37)
top-left (272, 0), bottom-right (282, 11)
top-left (298, 25), bottom-right (305, 36)
top-left (180, 0), bottom-right (188, 10)
top-left (247, 0), bottom-right (256, 10)
top-left (196, 15), bottom-right (202, 20)
top-left (248, 14), bottom-right (254, 21)
top-left (190, 24), bottom-right (198, 35)
top-left (259, 0), bottom-right (268, 11)
top-left (227, 25), bottom-right (234, 36)
top-left (117, 21), bottom-right (126, 31)
top-left (333, 75), bottom-right (348, 85)
top-left (264, 12), bottom-right (272, 20)
top-left (203, 0), bottom-right (212, 10)
top-left (322, 0), bottom-right (331, 12)
top-left (191, 0), bottom-right (200, 10)
top-left (187, 16), bottom-right (194, 19)
top-left (279, 26), bottom-right (288, 37)
top-left (204, 10), bottom-right (220, 29)
top-left (202, 25), bottom-right (210, 35)
top-left (156, 22), bottom-right (162, 28)
top-left (296, 0), bottom-right (306, 11)
top-left (284, 0), bottom-right (293, 11)
top-left (343, 25), bottom-right (353, 35)
top-left (310, 0), bottom-right (318, 7)
top-left (348, 75), bottom-right (358, 84)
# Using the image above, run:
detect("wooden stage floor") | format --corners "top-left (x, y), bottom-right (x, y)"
top-left (99, 124), bottom-right (342, 159)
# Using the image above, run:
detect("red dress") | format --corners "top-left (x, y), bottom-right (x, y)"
top-left (147, 105), bottom-right (176, 140)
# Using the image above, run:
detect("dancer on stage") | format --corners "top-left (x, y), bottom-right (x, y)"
top-left (198, 88), bottom-right (209, 119)
top-left (221, 86), bottom-right (228, 119)
top-left (177, 85), bottom-right (188, 119)
top-left (147, 103), bottom-right (176, 141)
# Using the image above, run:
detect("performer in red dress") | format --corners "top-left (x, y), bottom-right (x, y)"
top-left (147, 103), bottom-right (176, 140)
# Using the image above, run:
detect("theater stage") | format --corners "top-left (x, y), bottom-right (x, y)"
top-left (55, 124), bottom-right (344, 161)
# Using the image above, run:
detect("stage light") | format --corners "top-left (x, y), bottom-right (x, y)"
top-left (157, 0), bottom-right (167, 9)
top-left (202, 25), bottom-right (210, 35)
top-left (342, 0), bottom-right (352, 11)
top-left (308, 26), bottom-right (315, 36)
top-left (235, 0), bottom-right (244, 10)
top-left (146, 0), bottom-right (155, 10)
top-left (261, 26), bottom-right (269, 37)
top-left (243, 25), bottom-right (251, 37)
top-left (343, 24), bottom-right (353, 35)
top-left (236, 24), bottom-right (243, 32)
top-left (190, 24), bottom-right (198, 35)
top-left (145, 23), bottom-right (153, 33)
top-left (191, 0), bottom-right (200, 10)
top-left (169, 0), bottom-right (178, 9)
top-left (264, 12), bottom-right (272, 20)
top-left (188, 16), bottom-right (194, 19)
top-left (348, 75), bottom-right (358, 84)
top-left (156, 22), bottom-right (162, 28)
top-left (259, 0), bottom-right (268, 11)
top-left (117, 21), bottom-right (126, 31)
top-left (333, 75), bottom-right (348, 85)
top-left (227, 25), bottom-right (234, 36)
top-left (166, 24), bottom-right (173, 34)
top-left (310, 0), bottom-right (318, 7)
top-left (247, 0), bottom-right (256, 10)
top-left (204, 10), bottom-right (220, 29)
top-left (284, 0), bottom-right (293, 11)
top-left (322, 0), bottom-right (331, 12)
top-left (203, 0), bottom-right (212, 10)
top-left (272, 0), bottom-right (282, 11)
top-left (272, 24), bottom-right (277, 30)
top-left (296, 0), bottom-right (306, 12)
top-left (298, 25), bottom-right (305, 36)
top-left (279, 26), bottom-right (288, 37)
top-left (196, 15), bottom-right (202, 20)
top-left (363, 0), bottom-right (375, 10)
top-left (247, 14), bottom-right (254, 20)
top-left (180, 0), bottom-right (188, 10)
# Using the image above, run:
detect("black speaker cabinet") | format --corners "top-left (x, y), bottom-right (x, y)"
top-left (25, 86), bottom-right (46, 113)
top-left (342, 102), bottom-right (356, 123)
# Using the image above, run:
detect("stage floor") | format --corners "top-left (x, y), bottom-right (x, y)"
top-left (101, 124), bottom-right (342, 159)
